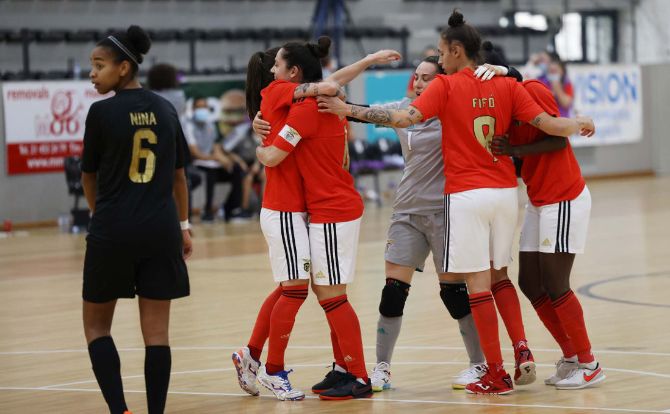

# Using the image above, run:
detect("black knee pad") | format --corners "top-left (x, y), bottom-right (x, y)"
top-left (379, 278), bottom-right (410, 317)
top-left (439, 283), bottom-right (471, 320)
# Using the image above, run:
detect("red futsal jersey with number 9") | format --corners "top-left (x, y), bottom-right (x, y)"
top-left (273, 98), bottom-right (364, 224)
top-left (411, 67), bottom-right (545, 194)
top-left (259, 80), bottom-right (306, 212)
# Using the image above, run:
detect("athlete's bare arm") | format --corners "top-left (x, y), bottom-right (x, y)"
top-left (256, 145), bottom-right (289, 167)
top-left (173, 167), bottom-right (193, 259)
top-left (326, 49), bottom-right (401, 85)
top-left (529, 113), bottom-right (595, 137)
top-left (81, 172), bottom-right (97, 214)
top-left (317, 96), bottom-right (422, 128)
top-left (491, 134), bottom-right (567, 157)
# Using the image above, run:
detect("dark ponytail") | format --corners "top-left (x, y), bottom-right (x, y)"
top-left (280, 36), bottom-right (331, 83)
top-left (422, 55), bottom-right (445, 75)
top-left (440, 9), bottom-right (481, 61)
top-left (245, 47), bottom-right (279, 120)
top-left (97, 25), bottom-right (151, 75)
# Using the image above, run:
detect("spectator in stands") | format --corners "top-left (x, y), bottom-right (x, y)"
top-left (523, 51), bottom-right (574, 117)
top-left (185, 96), bottom-right (243, 222)
top-left (147, 63), bottom-right (201, 220)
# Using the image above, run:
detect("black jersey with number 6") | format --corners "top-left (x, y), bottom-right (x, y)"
top-left (82, 88), bottom-right (185, 249)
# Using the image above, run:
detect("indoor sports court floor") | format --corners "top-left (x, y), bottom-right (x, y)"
top-left (1, 174), bottom-right (669, 413)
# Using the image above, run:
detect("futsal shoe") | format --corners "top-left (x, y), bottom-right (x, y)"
top-left (513, 341), bottom-right (537, 385)
top-left (232, 347), bottom-right (260, 396)
top-left (545, 356), bottom-right (579, 385)
top-left (452, 363), bottom-right (486, 390)
top-left (370, 361), bottom-right (392, 392)
top-left (555, 362), bottom-right (606, 390)
top-left (465, 366), bottom-right (514, 395)
top-left (311, 363), bottom-right (349, 394)
top-left (319, 373), bottom-right (373, 400)
top-left (257, 366), bottom-right (305, 401)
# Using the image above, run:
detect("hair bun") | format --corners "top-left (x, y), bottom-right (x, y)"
top-left (482, 41), bottom-right (494, 52)
top-left (448, 10), bottom-right (465, 28)
top-left (126, 25), bottom-right (151, 62)
top-left (308, 36), bottom-right (331, 59)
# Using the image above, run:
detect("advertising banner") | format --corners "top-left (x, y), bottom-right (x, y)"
top-left (566, 64), bottom-right (642, 146)
top-left (2, 81), bottom-right (111, 174)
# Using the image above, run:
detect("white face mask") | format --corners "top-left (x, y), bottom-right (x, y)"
top-left (193, 107), bottom-right (210, 123)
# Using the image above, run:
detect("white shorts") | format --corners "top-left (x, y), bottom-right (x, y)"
top-left (310, 217), bottom-right (361, 285)
top-left (260, 208), bottom-right (311, 282)
top-left (443, 187), bottom-right (518, 273)
top-left (520, 186), bottom-right (591, 254)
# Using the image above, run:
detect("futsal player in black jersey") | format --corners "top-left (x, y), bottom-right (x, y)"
top-left (81, 25), bottom-right (191, 414)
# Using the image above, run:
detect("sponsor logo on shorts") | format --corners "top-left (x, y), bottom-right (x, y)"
top-left (386, 239), bottom-right (394, 252)
top-left (315, 271), bottom-right (326, 279)
top-left (542, 238), bottom-right (552, 247)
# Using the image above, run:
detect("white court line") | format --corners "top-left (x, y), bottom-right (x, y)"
top-left (0, 385), bottom-right (667, 413)
top-left (33, 361), bottom-right (670, 390)
top-left (2, 345), bottom-right (670, 357)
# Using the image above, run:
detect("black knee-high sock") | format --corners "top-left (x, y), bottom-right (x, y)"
top-left (145, 345), bottom-right (171, 414)
top-left (88, 336), bottom-right (128, 414)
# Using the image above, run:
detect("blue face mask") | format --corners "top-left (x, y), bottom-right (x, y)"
top-left (538, 62), bottom-right (548, 74)
top-left (193, 108), bottom-right (210, 123)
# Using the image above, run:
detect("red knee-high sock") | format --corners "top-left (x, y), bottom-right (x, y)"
top-left (265, 285), bottom-right (309, 374)
top-left (552, 290), bottom-right (594, 364)
top-left (469, 292), bottom-right (503, 369)
top-left (531, 295), bottom-right (576, 358)
top-left (320, 295), bottom-right (368, 381)
top-left (247, 285), bottom-right (282, 361)
top-left (491, 279), bottom-right (528, 346)
top-left (327, 318), bottom-right (347, 369)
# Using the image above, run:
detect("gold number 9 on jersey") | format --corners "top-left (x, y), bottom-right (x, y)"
top-left (473, 115), bottom-right (496, 157)
top-left (128, 128), bottom-right (157, 183)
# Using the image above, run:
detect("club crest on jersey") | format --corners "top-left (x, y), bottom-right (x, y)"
top-left (279, 125), bottom-right (301, 146)
top-left (302, 259), bottom-right (311, 273)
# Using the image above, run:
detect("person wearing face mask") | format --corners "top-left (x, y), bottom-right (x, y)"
top-left (185, 96), bottom-right (244, 222)
top-left (539, 52), bottom-right (574, 118)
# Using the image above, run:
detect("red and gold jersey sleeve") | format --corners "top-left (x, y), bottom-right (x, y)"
top-left (273, 98), bottom-right (318, 153)
top-left (411, 74), bottom-right (451, 121)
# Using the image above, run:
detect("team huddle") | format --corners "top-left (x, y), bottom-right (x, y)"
top-left (80, 9), bottom-right (604, 414)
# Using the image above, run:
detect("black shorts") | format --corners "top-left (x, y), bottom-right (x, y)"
top-left (82, 238), bottom-right (190, 303)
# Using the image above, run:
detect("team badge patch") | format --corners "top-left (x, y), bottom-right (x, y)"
top-left (302, 259), bottom-right (311, 273)
top-left (279, 124), bottom-right (302, 146)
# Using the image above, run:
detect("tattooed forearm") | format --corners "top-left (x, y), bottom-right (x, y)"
top-left (530, 116), bottom-right (542, 127)
top-left (311, 83), bottom-right (319, 95)
top-left (293, 84), bottom-right (309, 100)
top-left (364, 109), bottom-right (393, 125)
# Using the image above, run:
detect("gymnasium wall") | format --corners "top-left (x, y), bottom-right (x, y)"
top-left (1, 63), bottom-right (668, 224)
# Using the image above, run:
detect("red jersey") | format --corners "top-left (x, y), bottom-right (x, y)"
top-left (273, 98), bottom-right (364, 223)
top-left (259, 80), bottom-right (306, 212)
top-left (509, 80), bottom-right (585, 206)
top-left (411, 67), bottom-right (545, 194)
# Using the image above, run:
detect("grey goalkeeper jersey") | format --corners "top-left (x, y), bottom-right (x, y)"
top-left (374, 98), bottom-right (444, 215)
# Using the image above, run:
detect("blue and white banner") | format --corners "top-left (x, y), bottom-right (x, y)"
top-left (569, 64), bottom-right (642, 147)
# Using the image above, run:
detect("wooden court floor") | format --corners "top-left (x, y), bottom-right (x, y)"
top-left (1, 175), bottom-right (670, 413)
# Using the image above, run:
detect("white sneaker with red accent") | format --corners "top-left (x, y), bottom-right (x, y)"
top-left (555, 362), bottom-right (605, 390)
top-left (545, 356), bottom-right (578, 385)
